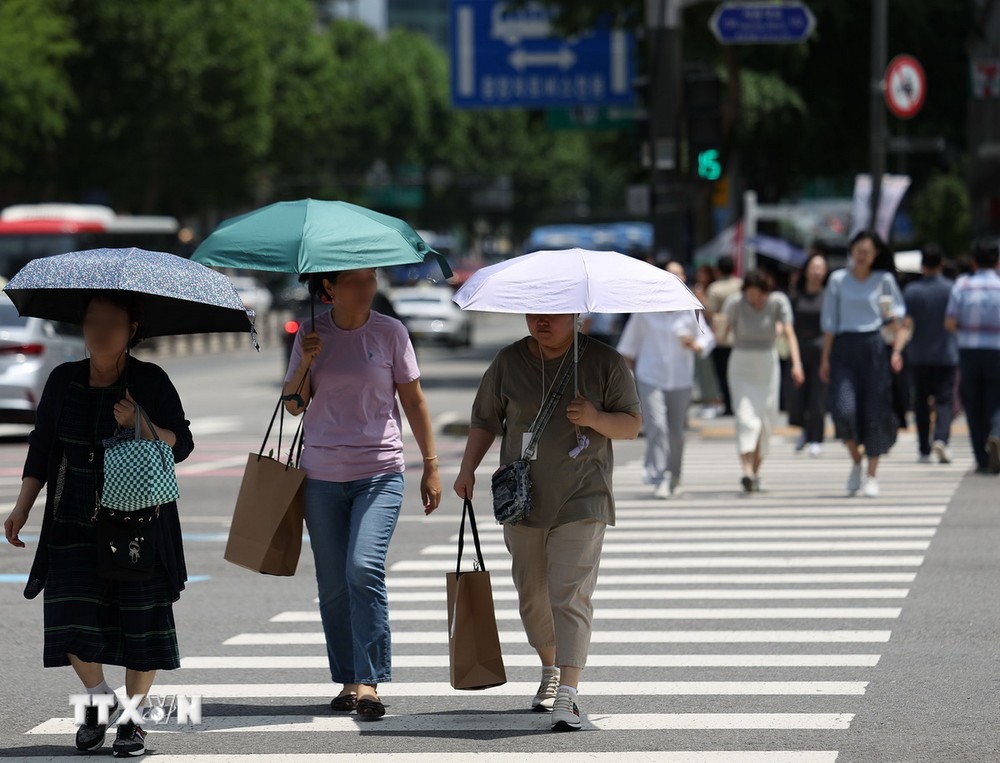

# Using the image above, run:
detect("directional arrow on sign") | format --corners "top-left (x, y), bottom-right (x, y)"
top-left (508, 47), bottom-right (577, 71)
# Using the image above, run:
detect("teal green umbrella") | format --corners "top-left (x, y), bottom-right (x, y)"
top-left (191, 198), bottom-right (452, 278)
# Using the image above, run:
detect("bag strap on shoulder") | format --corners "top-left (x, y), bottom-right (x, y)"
top-left (524, 337), bottom-right (588, 460)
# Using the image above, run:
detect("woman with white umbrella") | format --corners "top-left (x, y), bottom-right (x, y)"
top-left (454, 313), bottom-right (640, 731)
top-left (451, 248), bottom-right (700, 732)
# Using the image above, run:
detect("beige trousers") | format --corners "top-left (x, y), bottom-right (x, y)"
top-left (502, 518), bottom-right (607, 669)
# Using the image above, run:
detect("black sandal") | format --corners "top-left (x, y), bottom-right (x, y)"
top-left (330, 692), bottom-right (357, 712)
top-left (356, 696), bottom-right (385, 720)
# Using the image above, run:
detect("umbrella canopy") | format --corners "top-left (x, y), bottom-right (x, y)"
top-left (452, 248), bottom-right (704, 314)
top-left (4, 248), bottom-right (257, 345)
top-left (191, 198), bottom-right (453, 279)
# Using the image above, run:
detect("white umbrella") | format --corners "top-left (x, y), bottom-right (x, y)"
top-left (452, 248), bottom-right (705, 394)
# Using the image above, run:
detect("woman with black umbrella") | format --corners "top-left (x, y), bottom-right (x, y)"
top-left (4, 291), bottom-right (194, 757)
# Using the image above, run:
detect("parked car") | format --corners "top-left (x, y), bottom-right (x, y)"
top-left (0, 294), bottom-right (86, 424)
top-left (390, 284), bottom-right (472, 348)
top-left (228, 276), bottom-right (273, 314)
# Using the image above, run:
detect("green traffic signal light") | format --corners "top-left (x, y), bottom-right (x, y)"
top-left (697, 148), bottom-right (722, 181)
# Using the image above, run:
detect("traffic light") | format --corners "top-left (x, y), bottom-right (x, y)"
top-left (684, 68), bottom-right (724, 182)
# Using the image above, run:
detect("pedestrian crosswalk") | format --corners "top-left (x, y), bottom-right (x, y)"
top-left (20, 431), bottom-right (972, 760)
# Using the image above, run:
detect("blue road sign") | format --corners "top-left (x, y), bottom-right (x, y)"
top-left (709, 1), bottom-right (817, 45)
top-left (450, 0), bottom-right (635, 109)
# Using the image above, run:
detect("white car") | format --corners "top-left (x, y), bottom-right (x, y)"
top-left (0, 294), bottom-right (86, 424)
top-left (228, 276), bottom-right (273, 314)
top-left (391, 285), bottom-right (472, 348)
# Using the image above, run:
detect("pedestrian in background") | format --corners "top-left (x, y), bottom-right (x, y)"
top-left (618, 300), bottom-right (716, 498)
top-left (705, 256), bottom-right (743, 417)
top-left (788, 249), bottom-right (830, 457)
top-left (692, 264), bottom-right (724, 418)
top-left (721, 269), bottom-right (804, 492)
top-left (454, 313), bottom-right (641, 732)
top-left (820, 230), bottom-right (907, 497)
top-left (283, 267), bottom-right (442, 720)
top-left (945, 238), bottom-right (1000, 474)
top-left (903, 244), bottom-right (959, 464)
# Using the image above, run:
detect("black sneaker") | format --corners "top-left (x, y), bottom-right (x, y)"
top-left (75, 696), bottom-right (122, 752)
top-left (112, 721), bottom-right (147, 757)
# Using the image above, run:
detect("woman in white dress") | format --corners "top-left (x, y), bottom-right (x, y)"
top-left (722, 270), bottom-right (804, 491)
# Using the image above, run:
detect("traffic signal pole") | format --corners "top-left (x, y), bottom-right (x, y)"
top-left (868, 0), bottom-right (888, 230)
top-left (647, 0), bottom-right (687, 265)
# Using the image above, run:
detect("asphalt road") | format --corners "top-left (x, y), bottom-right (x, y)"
top-left (1, 312), bottom-right (998, 762)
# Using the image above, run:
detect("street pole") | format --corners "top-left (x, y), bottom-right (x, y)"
top-left (868, 0), bottom-right (887, 231)
top-left (647, 0), bottom-right (686, 265)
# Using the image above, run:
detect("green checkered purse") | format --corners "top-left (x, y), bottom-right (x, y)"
top-left (101, 405), bottom-right (180, 511)
top-left (92, 405), bottom-right (179, 582)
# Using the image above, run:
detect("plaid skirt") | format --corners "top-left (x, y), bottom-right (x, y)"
top-left (828, 331), bottom-right (898, 458)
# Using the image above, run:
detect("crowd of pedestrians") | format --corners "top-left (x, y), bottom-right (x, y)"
top-left (587, 234), bottom-right (1000, 500)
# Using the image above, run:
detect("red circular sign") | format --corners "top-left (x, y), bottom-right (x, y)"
top-left (884, 55), bottom-right (926, 119)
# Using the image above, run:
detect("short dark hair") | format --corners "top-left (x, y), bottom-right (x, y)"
top-left (921, 243), bottom-right (944, 270)
top-left (717, 255), bottom-right (736, 276)
top-left (742, 269), bottom-right (774, 294)
top-left (83, 291), bottom-right (144, 348)
top-left (971, 238), bottom-right (1000, 269)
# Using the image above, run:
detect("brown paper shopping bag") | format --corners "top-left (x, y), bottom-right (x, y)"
top-left (224, 394), bottom-right (306, 576)
top-left (446, 498), bottom-right (506, 690)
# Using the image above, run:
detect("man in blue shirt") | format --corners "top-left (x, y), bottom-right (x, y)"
top-left (903, 245), bottom-right (959, 463)
top-left (945, 239), bottom-right (1000, 474)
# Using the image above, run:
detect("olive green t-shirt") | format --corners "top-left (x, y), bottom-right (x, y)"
top-left (470, 335), bottom-right (641, 529)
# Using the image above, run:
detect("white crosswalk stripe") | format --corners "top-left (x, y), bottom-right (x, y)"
top-left (24, 432), bottom-right (970, 759)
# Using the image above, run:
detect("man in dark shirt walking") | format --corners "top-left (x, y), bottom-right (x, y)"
top-left (903, 245), bottom-right (959, 463)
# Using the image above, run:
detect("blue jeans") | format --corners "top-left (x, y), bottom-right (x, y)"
top-left (303, 473), bottom-right (404, 685)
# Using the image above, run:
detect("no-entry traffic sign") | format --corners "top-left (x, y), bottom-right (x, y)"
top-left (885, 54), bottom-right (926, 120)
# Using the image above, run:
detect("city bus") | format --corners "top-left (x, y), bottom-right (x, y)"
top-left (0, 203), bottom-right (183, 281)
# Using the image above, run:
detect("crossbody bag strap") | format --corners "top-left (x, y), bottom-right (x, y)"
top-left (523, 338), bottom-right (588, 461)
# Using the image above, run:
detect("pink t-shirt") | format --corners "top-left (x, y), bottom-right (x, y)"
top-left (284, 310), bottom-right (420, 483)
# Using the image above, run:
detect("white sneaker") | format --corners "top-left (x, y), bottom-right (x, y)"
top-left (847, 462), bottom-right (863, 494)
top-left (652, 479), bottom-right (670, 499)
top-left (550, 687), bottom-right (582, 731)
top-left (918, 453), bottom-right (932, 464)
top-left (807, 443), bottom-right (822, 458)
top-left (932, 441), bottom-right (951, 464)
top-left (531, 667), bottom-right (560, 712)
top-left (862, 477), bottom-right (880, 498)
top-left (669, 475), bottom-right (681, 495)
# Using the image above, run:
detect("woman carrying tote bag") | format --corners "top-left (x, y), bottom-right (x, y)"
top-left (454, 313), bottom-right (641, 732)
top-left (4, 291), bottom-right (194, 758)
top-left (282, 267), bottom-right (442, 720)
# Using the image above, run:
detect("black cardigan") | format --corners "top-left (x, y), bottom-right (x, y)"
top-left (22, 357), bottom-right (195, 600)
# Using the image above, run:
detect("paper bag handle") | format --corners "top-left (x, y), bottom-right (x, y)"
top-left (455, 498), bottom-right (486, 577)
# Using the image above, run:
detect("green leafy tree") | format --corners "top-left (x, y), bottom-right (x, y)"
top-left (913, 172), bottom-right (971, 259)
top-left (0, 0), bottom-right (78, 175)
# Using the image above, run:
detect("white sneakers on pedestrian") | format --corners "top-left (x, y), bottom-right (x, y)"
top-left (550, 687), bottom-right (582, 732)
top-left (932, 441), bottom-right (952, 464)
top-left (807, 442), bottom-right (822, 458)
top-left (847, 462), bottom-right (863, 494)
top-left (653, 479), bottom-right (671, 499)
top-left (531, 666), bottom-right (560, 712)
top-left (862, 477), bottom-right (880, 498)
